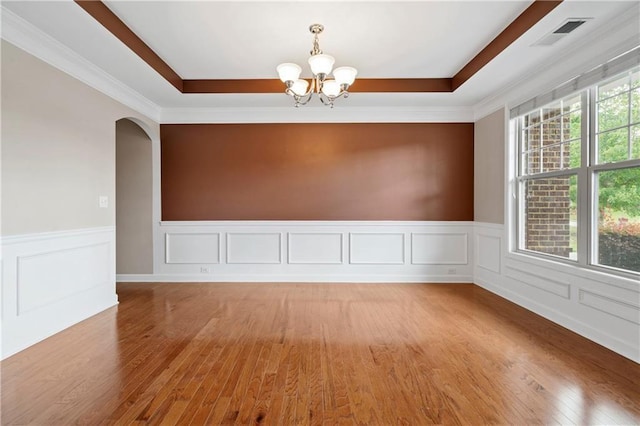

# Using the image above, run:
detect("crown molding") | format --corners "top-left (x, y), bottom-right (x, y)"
top-left (0, 7), bottom-right (472, 125)
top-left (160, 106), bottom-right (474, 124)
top-left (473, 2), bottom-right (640, 121)
top-left (8, 2), bottom-right (637, 125)
top-left (75, 0), bottom-right (561, 95)
top-left (1, 6), bottom-right (161, 122)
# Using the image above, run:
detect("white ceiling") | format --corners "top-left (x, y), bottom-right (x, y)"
top-left (2, 1), bottom-right (639, 113)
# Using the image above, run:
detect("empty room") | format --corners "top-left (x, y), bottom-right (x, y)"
top-left (1, 0), bottom-right (639, 424)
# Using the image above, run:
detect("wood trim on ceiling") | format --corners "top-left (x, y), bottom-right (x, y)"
top-left (182, 78), bottom-right (454, 94)
top-left (74, 0), bottom-right (563, 94)
top-left (74, 0), bottom-right (183, 92)
top-left (452, 0), bottom-right (563, 90)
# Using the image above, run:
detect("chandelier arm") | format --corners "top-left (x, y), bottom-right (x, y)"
top-left (293, 78), bottom-right (316, 104)
top-left (318, 93), bottom-right (335, 108)
top-left (284, 77), bottom-right (316, 99)
top-left (318, 89), bottom-right (349, 106)
top-left (296, 92), bottom-right (315, 106)
top-left (285, 87), bottom-right (312, 98)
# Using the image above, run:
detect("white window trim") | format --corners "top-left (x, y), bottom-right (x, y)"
top-left (508, 58), bottom-right (640, 281)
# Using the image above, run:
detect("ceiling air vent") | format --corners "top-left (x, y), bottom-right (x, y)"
top-left (532, 18), bottom-right (591, 47)
top-left (553, 20), bottom-right (587, 34)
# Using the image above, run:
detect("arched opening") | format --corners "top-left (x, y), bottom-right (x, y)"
top-left (115, 118), bottom-right (153, 274)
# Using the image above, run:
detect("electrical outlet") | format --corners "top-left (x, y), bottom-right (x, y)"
top-left (99, 196), bottom-right (108, 208)
top-left (200, 267), bottom-right (210, 274)
top-left (447, 268), bottom-right (457, 275)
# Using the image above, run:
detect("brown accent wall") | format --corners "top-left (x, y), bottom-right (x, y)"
top-left (161, 123), bottom-right (474, 221)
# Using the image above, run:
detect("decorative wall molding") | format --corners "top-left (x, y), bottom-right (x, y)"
top-left (578, 289), bottom-right (640, 325)
top-left (0, 6), bottom-right (161, 122)
top-left (1, 227), bottom-right (117, 359)
top-left (504, 264), bottom-right (571, 299)
top-left (165, 233), bottom-right (221, 264)
top-left (473, 222), bottom-right (640, 363)
top-left (160, 106), bottom-right (475, 124)
top-left (287, 233), bottom-right (343, 265)
top-left (504, 251), bottom-right (640, 292)
top-left (349, 233), bottom-right (405, 265)
top-left (10, 221), bottom-right (633, 363)
top-left (16, 242), bottom-right (111, 314)
top-left (226, 233), bottom-right (283, 264)
top-left (475, 233), bottom-right (501, 273)
top-left (0, 226), bottom-right (115, 245)
top-left (411, 233), bottom-right (468, 265)
top-left (142, 221), bottom-right (474, 283)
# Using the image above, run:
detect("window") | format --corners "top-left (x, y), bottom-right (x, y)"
top-left (517, 95), bottom-right (581, 260)
top-left (593, 69), bottom-right (640, 274)
top-left (512, 60), bottom-right (640, 276)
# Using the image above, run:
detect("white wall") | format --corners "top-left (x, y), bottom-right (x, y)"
top-left (1, 41), bottom-right (159, 358)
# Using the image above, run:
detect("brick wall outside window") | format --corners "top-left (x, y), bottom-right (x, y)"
top-left (524, 110), bottom-right (573, 257)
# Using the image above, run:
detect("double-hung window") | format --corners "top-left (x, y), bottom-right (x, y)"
top-left (512, 48), bottom-right (640, 277)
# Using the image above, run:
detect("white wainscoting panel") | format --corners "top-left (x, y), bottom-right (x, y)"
top-left (17, 242), bottom-right (110, 314)
top-left (349, 233), bottom-right (405, 264)
top-left (504, 264), bottom-right (571, 299)
top-left (288, 233), bottom-right (343, 264)
top-left (227, 233), bottom-right (282, 264)
top-left (1, 227), bottom-right (117, 359)
top-left (473, 222), bottom-right (640, 363)
top-left (166, 233), bottom-right (220, 264)
top-left (578, 290), bottom-right (640, 325)
top-left (139, 221), bottom-right (475, 282)
top-left (476, 233), bottom-right (501, 273)
top-left (411, 233), bottom-right (467, 265)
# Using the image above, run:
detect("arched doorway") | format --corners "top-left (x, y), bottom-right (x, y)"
top-left (115, 118), bottom-right (153, 275)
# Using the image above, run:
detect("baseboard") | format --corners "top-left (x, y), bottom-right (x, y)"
top-left (117, 273), bottom-right (474, 283)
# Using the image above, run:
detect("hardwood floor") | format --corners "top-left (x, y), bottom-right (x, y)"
top-left (2, 283), bottom-right (639, 425)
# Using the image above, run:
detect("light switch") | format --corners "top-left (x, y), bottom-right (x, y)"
top-left (99, 196), bottom-right (108, 208)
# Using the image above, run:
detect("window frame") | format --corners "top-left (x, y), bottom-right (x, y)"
top-left (512, 69), bottom-right (640, 279)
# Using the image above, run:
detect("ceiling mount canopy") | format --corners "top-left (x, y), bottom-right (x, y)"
top-left (277, 24), bottom-right (358, 108)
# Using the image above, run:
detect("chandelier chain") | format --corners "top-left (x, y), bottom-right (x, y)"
top-left (311, 33), bottom-right (322, 56)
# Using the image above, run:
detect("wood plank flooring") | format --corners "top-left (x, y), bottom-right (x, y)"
top-left (2, 283), bottom-right (639, 425)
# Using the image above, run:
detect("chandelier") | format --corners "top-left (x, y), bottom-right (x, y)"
top-left (276, 24), bottom-right (358, 108)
